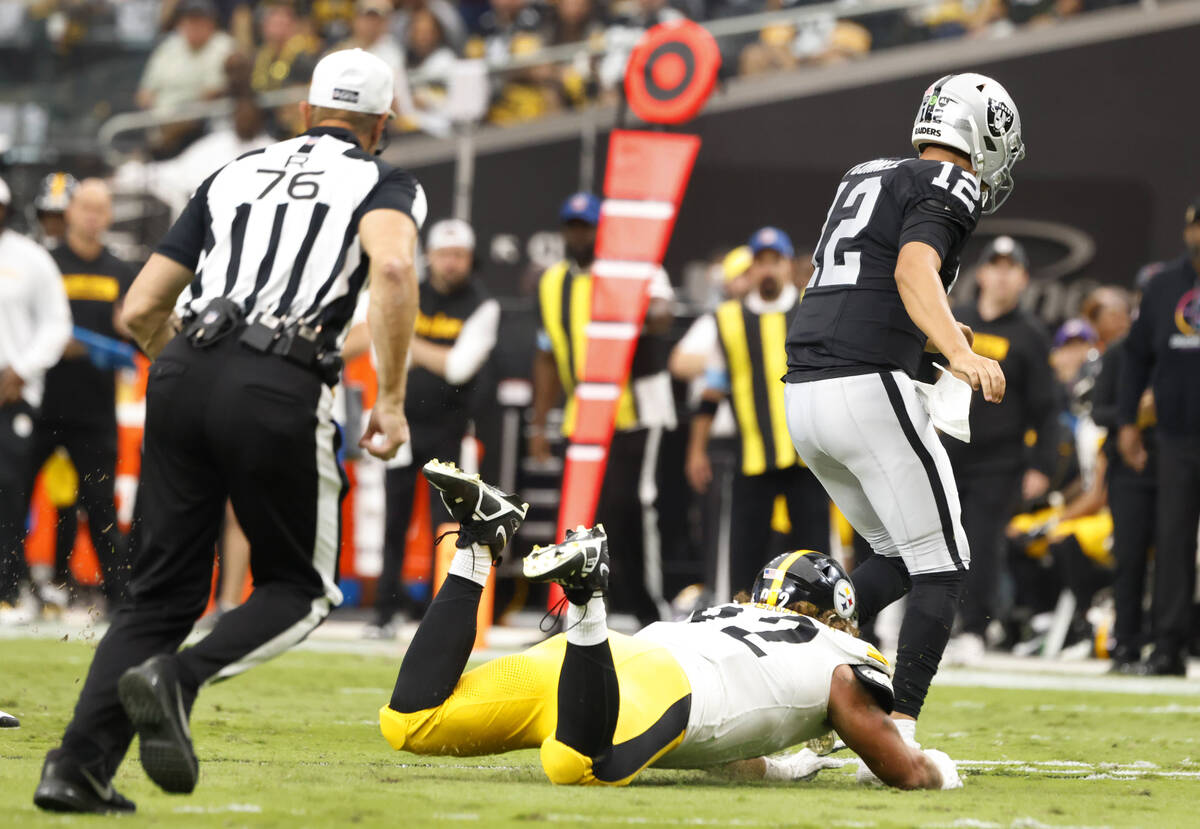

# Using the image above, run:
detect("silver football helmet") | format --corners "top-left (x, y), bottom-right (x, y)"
top-left (910, 73), bottom-right (1026, 215)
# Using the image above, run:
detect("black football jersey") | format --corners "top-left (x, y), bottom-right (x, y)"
top-left (785, 157), bottom-right (981, 381)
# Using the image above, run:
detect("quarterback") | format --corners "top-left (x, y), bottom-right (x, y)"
top-left (783, 74), bottom-right (1025, 764)
top-left (378, 461), bottom-right (962, 789)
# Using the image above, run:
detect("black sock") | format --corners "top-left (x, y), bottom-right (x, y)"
top-left (389, 574), bottom-right (482, 713)
top-left (554, 641), bottom-right (619, 757)
top-left (850, 555), bottom-right (912, 623)
top-left (893, 572), bottom-right (962, 719)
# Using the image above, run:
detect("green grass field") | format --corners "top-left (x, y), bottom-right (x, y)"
top-left (2, 637), bottom-right (1197, 828)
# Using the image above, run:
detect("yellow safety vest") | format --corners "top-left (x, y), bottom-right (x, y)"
top-left (538, 261), bottom-right (638, 437)
top-left (715, 298), bottom-right (799, 476)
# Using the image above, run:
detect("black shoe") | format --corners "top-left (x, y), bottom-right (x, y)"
top-left (1134, 650), bottom-right (1187, 677)
top-left (423, 459), bottom-right (529, 562)
top-left (0, 709), bottom-right (17, 728)
top-left (1107, 645), bottom-right (1140, 674)
top-left (33, 749), bottom-right (136, 814)
top-left (523, 525), bottom-right (610, 604)
top-left (118, 655), bottom-right (199, 793)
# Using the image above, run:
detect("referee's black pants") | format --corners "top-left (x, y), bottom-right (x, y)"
top-left (1149, 435), bottom-right (1200, 661)
top-left (728, 464), bottom-right (830, 595)
top-left (26, 417), bottom-right (129, 604)
top-left (57, 335), bottom-right (346, 781)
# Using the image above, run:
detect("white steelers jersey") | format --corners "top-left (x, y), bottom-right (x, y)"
top-left (635, 603), bottom-right (893, 768)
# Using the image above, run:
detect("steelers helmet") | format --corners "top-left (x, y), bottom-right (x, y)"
top-left (750, 550), bottom-right (857, 621)
top-left (910, 73), bottom-right (1025, 215)
top-left (34, 171), bottom-right (79, 214)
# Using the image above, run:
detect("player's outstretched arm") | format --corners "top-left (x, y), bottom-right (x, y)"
top-left (826, 665), bottom-right (949, 790)
top-left (895, 241), bottom-right (1005, 403)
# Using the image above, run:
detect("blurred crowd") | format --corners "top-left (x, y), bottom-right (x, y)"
top-left (4, 0), bottom-right (1142, 144)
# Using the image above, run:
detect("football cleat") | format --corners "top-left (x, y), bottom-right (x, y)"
top-left (118, 655), bottom-right (199, 794)
top-left (33, 748), bottom-right (136, 814)
top-left (523, 525), bottom-right (610, 604)
top-left (0, 709), bottom-right (19, 728)
top-left (422, 459), bottom-right (528, 562)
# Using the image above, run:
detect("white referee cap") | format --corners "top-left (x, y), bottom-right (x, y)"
top-left (427, 218), bottom-right (475, 252)
top-left (0, 176), bottom-right (9, 206)
top-left (308, 48), bottom-right (398, 118)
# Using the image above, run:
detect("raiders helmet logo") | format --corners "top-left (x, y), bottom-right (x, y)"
top-left (987, 98), bottom-right (1015, 138)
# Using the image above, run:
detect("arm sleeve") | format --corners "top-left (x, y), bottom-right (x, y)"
top-left (14, 246), bottom-right (72, 379)
top-left (898, 199), bottom-right (971, 263)
top-left (703, 366), bottom-right (731, 395)
top-left (155, 170), bottom-right (218, 270)
top-left (361, 168), bottom-right (428, 230)
top-left (1023, 330), bottom-right (1060, 475)
top-left (444, 298), bottom-right (500, 385)
top-left (1117, 285), bottom-right (1156, 425)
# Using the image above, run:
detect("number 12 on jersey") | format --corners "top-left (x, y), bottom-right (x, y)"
top-left (812, 176), bottom-right (882, 287)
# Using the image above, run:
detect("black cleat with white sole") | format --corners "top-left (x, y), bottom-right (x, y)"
top-left (423, 459), bottom-right (529, 562)
top-left (118, 655), bottom-right (199, 794)
top-left (33, 748), bottom-right (136, 814)
top-left (0, 709), bottom-right (18, 728)
top-left (523, 525), bottom-right (610, 604)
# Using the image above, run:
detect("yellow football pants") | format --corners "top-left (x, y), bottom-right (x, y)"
top-left (379, 631), bottom-right (691, 785)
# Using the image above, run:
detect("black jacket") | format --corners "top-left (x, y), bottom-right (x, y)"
top-left (1118, 255), bottom-right (1200, 438)
top-left (943, 304), bottom-right (1059, 477)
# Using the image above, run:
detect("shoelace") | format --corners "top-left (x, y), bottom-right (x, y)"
top-left (434, 525), bottom-right (503, 563)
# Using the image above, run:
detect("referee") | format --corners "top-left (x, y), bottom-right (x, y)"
top-left (35, 49), bottom-right (426, 814)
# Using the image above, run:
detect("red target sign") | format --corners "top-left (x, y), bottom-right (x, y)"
top-left (624, 19), bottom-right (721, 125)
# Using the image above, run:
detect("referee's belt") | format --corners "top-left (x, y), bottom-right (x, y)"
top-left (182, 298), bottom-right (342, 385)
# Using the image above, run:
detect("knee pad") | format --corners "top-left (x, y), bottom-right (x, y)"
top-left (540, 736), bottom-right (595, 786)
top-left (379, 704), bottom-right (435, 752)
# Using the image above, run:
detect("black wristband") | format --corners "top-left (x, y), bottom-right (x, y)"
top-left (697, 398), bottom-right (719, 417)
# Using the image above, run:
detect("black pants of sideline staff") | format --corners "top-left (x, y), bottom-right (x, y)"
top-left (728, 464), bottom-right (830, 594)
top-left (956, 470), bottom-right (1023, 638)
top-left (26, 418), bottom-right (129, 604)
top-left (1149, 435), bottom-right (1200, 662)
top-left (1108, 475), bottom-right (1156, 660)
top-left (52, 334), bottom-right (346, 783)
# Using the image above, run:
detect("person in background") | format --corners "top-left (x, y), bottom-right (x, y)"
top-left (251, 0), bottom-right (322, 95)
top-left (31, 172), bottom-right (78, 248)
top-left (467, 0), bottom-right (553, 123)
top-left (1082, 286), bottom-right (1134, 353)
top-left (392, 0), bottom-right (467, 54)
top-left (338, 0), bottom-right (406, 78)
top-left (24, 179), bottom-right (135, 613)
top-left (531, 192), bottom-right (674, 627)
top-left (1116, 198), bottom-right (1200, 677)
top-left (1049, 318), bottom-right (1099, 389)
top-left (670, 246), bottom-right (752, 597)
top-left (367, 218), bottom-right (501, 639)
top-left (1089, 278), bottom-right (1151, 672)
top-left (136, 0), bottom-right (235, 114)
top-left (943, 237), bottom-right (1057, 664)
top-left (685, 227), bottom-right (830, 593)
top-left (0, 177), bottom-right (72, 625)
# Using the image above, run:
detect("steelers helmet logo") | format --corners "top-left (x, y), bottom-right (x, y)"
top-left (833, 578), bottom-right (856, 620)
top-left (624, 20), bottom-right (720, 126)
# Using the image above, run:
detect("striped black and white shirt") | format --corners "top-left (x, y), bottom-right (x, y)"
top-left (157, 125), bottom-right (427, 351)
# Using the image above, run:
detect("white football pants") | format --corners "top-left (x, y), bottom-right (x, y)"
top-left (784, 370), bottom-right (969, 576)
